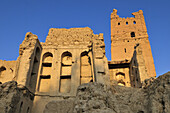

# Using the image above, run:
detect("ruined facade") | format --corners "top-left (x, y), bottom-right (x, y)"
top-left (0, 9), bottom-right (156, 113)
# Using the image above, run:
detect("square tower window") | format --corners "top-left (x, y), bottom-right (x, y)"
top-left (131, 32), bottom-right (135, 37)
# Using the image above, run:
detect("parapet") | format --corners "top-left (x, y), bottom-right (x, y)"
top-left (111, 9), bottom-right (147, 40)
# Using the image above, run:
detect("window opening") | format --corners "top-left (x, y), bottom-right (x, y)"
top-left (60, 52), bottom-right (72, 93)
top-left (131, 32), bottom-right (135, 37)
top-left (133, 21), bottom-right (136, 24)
top-left (80, 51), bottom-right (92, 85)
top-left (126, 22), bottom-right (128, 25)
top-left (118, 80), bottom-right (125, 86)
top-left (118, 22), bottom-right (120, 25)
top-left (27, 107), bottom-right (30, 113)
top-left (116, 72), bottom-right (125, 80)
top-left (0, 66), bottom-right (6, 77)
top-left (38, 52), bottom-right (53, 92)
top-left (124, 48), bottom-right (126, 53)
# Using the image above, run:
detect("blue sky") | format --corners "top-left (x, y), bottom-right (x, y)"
top-left (0, 0), bottom-right (169, 77)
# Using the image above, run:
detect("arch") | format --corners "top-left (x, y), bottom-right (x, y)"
top-left (0, 66), bottom-right (6, 77)
top-left (116, 72), bottom-right (125, 80)
top-left (29, 47), bottom-right (41, 89)
top-left (38, 52), bottom-right (53, 92)
top-left (131, 32), bottom-right (135, 37)
top-left (61, 51), bottom-right (72, 64)
top-left (116, 72), bottom-right (125, 76)
top-left (42, 52), bottom-right (53, 63)
top-left (80, 51), bottom-right (92, 84)
top-left (60, 51), bottom-right (72, 93)
top-left (118, 80), bottom-right (125, 86)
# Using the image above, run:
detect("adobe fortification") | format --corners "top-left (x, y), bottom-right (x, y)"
top-left (0, 9), bottom-right (159, 113)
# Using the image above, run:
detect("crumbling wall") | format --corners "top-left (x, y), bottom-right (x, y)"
top-left (0, 60), bottom-right (16, 84)
top-left (130, 44), bottom-right (150, 87)
top-left (93, 33), bottom-right (110, 85)
top-left (16, 32), bottom-right (42, 93)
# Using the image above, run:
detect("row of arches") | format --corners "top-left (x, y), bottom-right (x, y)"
top-left (38, 51), bottom-right (92, 93)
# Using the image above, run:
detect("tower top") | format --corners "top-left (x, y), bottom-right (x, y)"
top-left (110, 9), bottom-right (147, 40)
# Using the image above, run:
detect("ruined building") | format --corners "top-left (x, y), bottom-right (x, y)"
top-left (0, 9), bottom-right (156, 113)
top-left (109, 9), bottom-right (156, 87)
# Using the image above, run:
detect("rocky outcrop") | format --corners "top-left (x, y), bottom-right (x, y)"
top-left (0, 72), bottom-right (169, 113)
top-left (74, 72), bottom-right (170, 113)
top-left (43, 99), bottom-right (75, 113)
top-left (0, 81), bottom-right (34, 113)
top-left (0, 81), bottom-right (21, 113)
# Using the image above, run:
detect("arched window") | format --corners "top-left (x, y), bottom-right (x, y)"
top-left (131, 32), bottom-right (135, 37)
top-left (29, 47), bottom-right (41, 89)
top-left (80, 51), bottom-right (92, 85)
top-left (38, 52), bottom-right (53, 92)
top-left (116, 72), bottom-right (125, 80)
top-left (118, 80), bottom-right (125, 86)
top-left (133, 21), bottom-right (136, 24)
top-left (60, 52), bottom-right (72, 93)
top-left (0, 66), bottom-right (6, 77)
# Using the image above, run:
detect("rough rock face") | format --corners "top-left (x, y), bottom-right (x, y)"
top-left (0, 81), bottom-right (34, 113)
top-left (0, 72), bottom-right (169, 113)
top-left (43, 99), bottom-right (75, 113)
top-left (0, 81), bottom-right (21, 113)
top-left (74, 72), bottom-right (170, 113)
